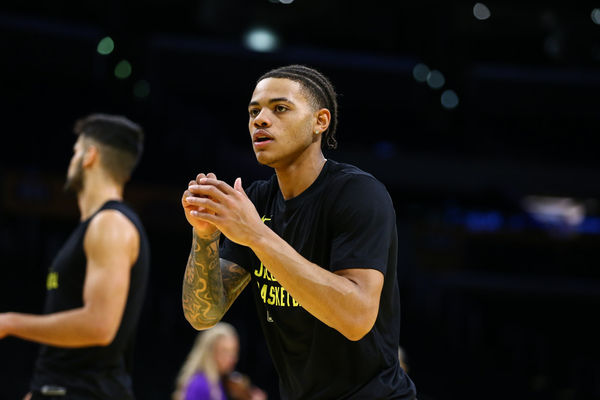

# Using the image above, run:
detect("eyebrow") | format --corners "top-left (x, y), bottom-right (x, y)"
top-left (248, 97), bottom-right (294, 107)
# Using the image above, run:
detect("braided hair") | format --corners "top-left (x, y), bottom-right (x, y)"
top-left (257, 65), bottom-right (339, 150)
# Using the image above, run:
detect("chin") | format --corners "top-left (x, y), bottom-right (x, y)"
top-left (64, 175), bottom-right (84, 194)
top-left (254, 152), bottom-right (276, 167)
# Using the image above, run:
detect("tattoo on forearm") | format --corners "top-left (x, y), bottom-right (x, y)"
top-left (221, 259), bottom-right (250, 306)
top-left (182, 232), bottom-right (249, 328)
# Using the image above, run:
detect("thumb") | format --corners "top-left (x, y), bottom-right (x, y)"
top-left (234, 177), bottom-right (245, 195)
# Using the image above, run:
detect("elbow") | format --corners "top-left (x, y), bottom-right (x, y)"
top-left (95, 335), bottom-right (114, 347)
top-left (187, 318), bottom-right (217, 331)
top-left (93, 325), bottom-right (118, 346)
top-left (182, 292), bottom-right (227, 331)
top-left (338, 311), bottom-right (378, 342)
top-left (341, 324), bottom-right (372, 342)
top-left (183, 311), bottom-right (219, 331)
top-left (82, 307), bottom-right (119, 346)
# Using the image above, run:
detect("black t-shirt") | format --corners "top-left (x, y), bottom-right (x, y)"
top-left (221, 160), bottom-right (416, 400)
top-left (30, 200), bottom-right (150, 400)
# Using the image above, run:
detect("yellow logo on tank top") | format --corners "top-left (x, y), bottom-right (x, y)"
top-left (46, 271), bottom-right (59, 290)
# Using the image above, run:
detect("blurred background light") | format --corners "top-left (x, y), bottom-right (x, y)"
top-left (412, 63), bottom-right (430, 82)
top-left (473, 3), bottom-right (491, 20)
top-left (244, 27), bottom-right (279, 52)
top-left (133, 80), bottom-right (150, 98)
top-left (441, 89), bottom-right (459, 109)
top-left (578, 216), bottom-right (600, 234)
top-left (96, 36), bottom-right (114, 55)
top-left (114, 60), bottom-right (132, 79)
top-left (426, 69), bottom-right (445, 89)
top-left (522, 196), bottom-right (586, 228)
top-left (279, 0), bottom-right (294, 4)
top-left (592, 8), bottom-right (600, 25)
top-left (465, 211), bottom-right (503, 232)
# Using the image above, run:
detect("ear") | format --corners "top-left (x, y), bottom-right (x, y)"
top-left (82, 145), bottom-right (99, 168)
top-left (314, 108), bottom-right (331, 135)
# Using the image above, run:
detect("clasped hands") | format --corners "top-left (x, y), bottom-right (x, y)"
top-left (182, 173), bottom-right (264, 247)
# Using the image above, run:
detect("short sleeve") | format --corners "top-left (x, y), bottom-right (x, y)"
top-left (329, 175), bottom-right (396, 274)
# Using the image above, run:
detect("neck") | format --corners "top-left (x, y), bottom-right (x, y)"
top-left (77, 173), bottom-right (123, 220)
top-left (275, 150), bottom-right (326, 200)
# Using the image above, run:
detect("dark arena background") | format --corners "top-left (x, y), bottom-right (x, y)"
top-left (1, 1), bottom-right (600, 399)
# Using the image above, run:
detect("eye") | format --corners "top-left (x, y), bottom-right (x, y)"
top-left (274, 105), bottom-right (288, 113)
top-left (248, 108), bottom-right (260, 118)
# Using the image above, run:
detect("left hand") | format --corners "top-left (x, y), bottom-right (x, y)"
top-left (185, 177), bottom-right (265, 247)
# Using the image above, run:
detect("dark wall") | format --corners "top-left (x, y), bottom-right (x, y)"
top-left (1, 1), bottom-right (600, 399)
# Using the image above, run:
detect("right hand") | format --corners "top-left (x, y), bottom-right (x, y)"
top-left (182, 172), bottom-right (220, 238)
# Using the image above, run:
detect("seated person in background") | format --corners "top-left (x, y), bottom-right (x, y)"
top-left (173, 322), bottom-right (267, 400)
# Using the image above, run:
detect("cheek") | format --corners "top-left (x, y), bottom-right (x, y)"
top-left (216, 354), bottom-right (235, 371)
top-left (297, 118), bottom-right (315, 144)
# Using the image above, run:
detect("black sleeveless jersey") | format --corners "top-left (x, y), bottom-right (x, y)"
top-left (30, 200), bottom-right (150, 400)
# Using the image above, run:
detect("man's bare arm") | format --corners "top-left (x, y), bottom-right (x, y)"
top-left (182, 230), bottom-right (250, 330)
top-left (0, 210), bottom-right (137, 346)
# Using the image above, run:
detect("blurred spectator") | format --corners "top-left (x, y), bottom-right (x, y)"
top-left (173, 322), bottom-right (267, 400)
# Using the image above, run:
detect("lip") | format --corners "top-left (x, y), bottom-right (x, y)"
top-left (252, 129), bottom-right (274, 148)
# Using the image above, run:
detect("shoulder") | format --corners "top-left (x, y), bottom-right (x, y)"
top-left (246, 174), bottom-right (277, 192)
top-left (245, 175), bottom-right (277, 203)
top-left (84, 209), bottom-right (139, 250)
top-left (326, 160), bottom-right (392, 204)
top-left (327, 160), bottom-right (383, 185)
top-left (88, 209), bottom-right (138, 235)
top-left (108, 202), bottom-right (144, 228)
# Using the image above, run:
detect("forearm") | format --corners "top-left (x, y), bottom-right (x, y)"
top-left (250, 226), bottom-right (376, 340)
top-left (182, 230), bottom-right (228, 329)
top-left (1, 308), bottom-right (114, 347)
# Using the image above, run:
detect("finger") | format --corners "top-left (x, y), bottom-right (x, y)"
top-left (195, 173), bottom-right (207, 183)
top-left (188, 180), bottom-right (196, 187)
top-left (182, 190), bottom-right (207, 211)
top-left (190, 209), bottom-right (221, 224)
top-left (207, 172), bottom-right (217, 180)
top-left (182, 189), bottom-right (200, 202)
top-left (233, 177), bottom-right (246, 196)
top-left (185, 196), bottom-right (226, 214)
top-left (182, 189), bottom-right (193, 205)
top-left (188, 184), bottom-right (229, 202)
top-left (196, 178), bottom-right (237, 196)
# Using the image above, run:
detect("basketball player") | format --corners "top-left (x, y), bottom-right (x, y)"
top-left (181, 65), bottom-right (416, 399)
top-left (0, 114), bottom-right (150, 399)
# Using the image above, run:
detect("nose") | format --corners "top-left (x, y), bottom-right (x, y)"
top-left (253, 109), bottom-right (271, 128)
